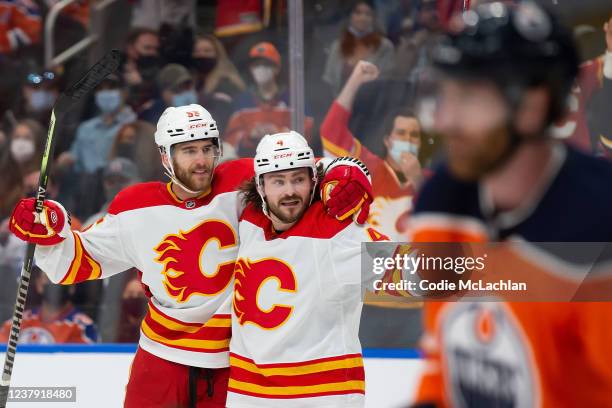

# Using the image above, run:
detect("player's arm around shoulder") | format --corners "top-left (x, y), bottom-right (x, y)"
top-left (212, 157), bottom-right (255, 193)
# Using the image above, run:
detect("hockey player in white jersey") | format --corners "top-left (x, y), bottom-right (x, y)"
top-left (227, 131), bottom-right (389, 407)
top-left (8, 104), bottom-right (374, 408)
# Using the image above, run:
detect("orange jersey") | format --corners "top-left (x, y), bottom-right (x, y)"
top-left (0, 307), bottom-right (97, 344)
top-left (409, 145), bottom-right (612, 407)
top-left (321, 102), bottom-right (416, 241)
top-left (0, 0), bottom-right (41, 54)
top-left (224, 105), bottom-right (314, 156)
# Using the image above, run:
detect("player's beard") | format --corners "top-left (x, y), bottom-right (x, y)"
top-left (267, 193), bottom-right (309, 225)
top-left (446, 124), bottom-right (514, 181)
top-left (173, 160), bottom-right (213, 192)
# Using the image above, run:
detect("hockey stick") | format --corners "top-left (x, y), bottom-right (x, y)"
top-left (0, 49), bottom-right (120, 408)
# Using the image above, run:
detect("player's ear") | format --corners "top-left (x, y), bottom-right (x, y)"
top-left (160, 150), bottom-right (170, 167)
top-left (256, 176), bottom-right (266, 197)
top-left (515, 86), bottom-right (550, 136)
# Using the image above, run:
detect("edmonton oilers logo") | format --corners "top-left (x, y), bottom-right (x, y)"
top-left (441, 302), bottom-right (538, 408)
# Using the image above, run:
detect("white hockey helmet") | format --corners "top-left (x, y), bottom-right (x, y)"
top-left (154, 104), bottom-right (221, 193)
top-left (254, 131), bottom-right (317, 216)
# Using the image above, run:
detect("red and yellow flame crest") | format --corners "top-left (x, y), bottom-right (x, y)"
top-left (155, 219), bottom-right (237, 302)
top-left (233, 257), bottom-right (297, 329)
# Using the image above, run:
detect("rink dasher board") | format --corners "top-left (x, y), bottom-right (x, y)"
top-left (0, 346), bottom-right (422, 408)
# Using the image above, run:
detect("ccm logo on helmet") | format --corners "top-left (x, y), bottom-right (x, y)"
top-left (189, 123), bottom-right (208, 129)
top-left (273, 153), bottom-right (293, 159)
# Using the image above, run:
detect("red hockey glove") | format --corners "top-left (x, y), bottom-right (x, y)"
top-left (9, 198), bottom-right (68, 245)
top-left (321, 157), bottom-right (373, 225)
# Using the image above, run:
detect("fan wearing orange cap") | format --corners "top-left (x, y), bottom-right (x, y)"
top-left (224, 42), bottom-right (314, 157)
top-left (247, 41), bottom-right (282, 103)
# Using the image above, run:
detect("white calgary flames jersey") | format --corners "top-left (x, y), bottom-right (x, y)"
top-left (227, 202), bottom-right (388, 407)
top-left (34, 159), bottom-right (253, 368)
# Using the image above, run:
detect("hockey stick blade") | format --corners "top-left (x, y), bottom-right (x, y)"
top-left (54, 49), bottom-right (121, 114)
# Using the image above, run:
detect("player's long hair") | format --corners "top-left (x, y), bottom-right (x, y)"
top-left (239, 167), bottom-right (324, 211)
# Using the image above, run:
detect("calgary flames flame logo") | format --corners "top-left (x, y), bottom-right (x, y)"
top-left (233, 258), bottom-right (297, 329)
top-left (155, 219), bottom-right (237, 302)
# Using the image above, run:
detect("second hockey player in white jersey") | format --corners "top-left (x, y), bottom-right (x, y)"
top-left (227, 131), bottom-right (389, 408)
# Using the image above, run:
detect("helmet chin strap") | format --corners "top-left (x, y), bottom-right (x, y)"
top-left (256, 182), bottom-right (271, 219)
top-left (164, 170), bottom-right (203, 195)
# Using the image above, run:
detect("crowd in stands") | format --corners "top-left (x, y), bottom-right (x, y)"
top-left (0, 0), bottom-right (610, 346)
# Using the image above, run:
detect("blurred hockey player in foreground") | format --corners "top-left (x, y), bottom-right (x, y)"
top-left (8, 104), bottom-right (373, 407)
top-left (409, 2), bottom-right (612, 407)
top-left (226, 131), bottom-right (389, 407)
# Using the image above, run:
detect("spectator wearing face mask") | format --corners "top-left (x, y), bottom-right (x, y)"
top-left (56, 74), bottom-right (135, 175)
top-left (55, 74), bottom-right (135, 218)
top-left (192, 34), bottom-right (245, 97)
top-left (0, 267), bottom-right (97, 344)
top-left (224, 42), bottom-right (314, 157)
top-left (9, 118), bottom-right (45, 171)
top-left (108, 120), bottom-right (164, 181)
top-left (190, 33), bottom-right (246, 130)
top-left (322, 0), bottom-right (394, 96)
top-left (15, 69), bottom-right (61, 124)
top-left (121, 27), bottom-right (161, 115)
top-left (321, 61), bottom-right (424, 241)
top-left (122, 27), bottom-right (160, 87)
top-left (138, 63), bottom-right (197, 124)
